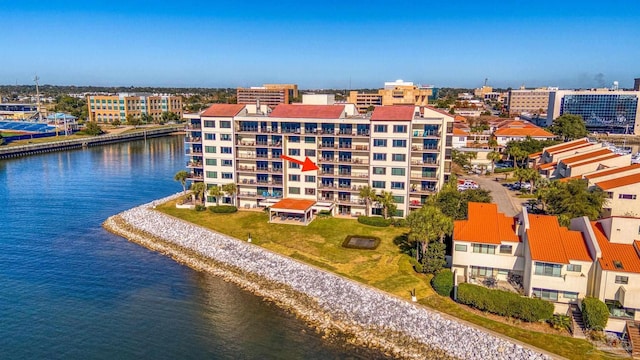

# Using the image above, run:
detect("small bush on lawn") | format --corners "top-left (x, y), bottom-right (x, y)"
top-left (208, 205), bottom-right (238, 213)
top-left (409, 258), bottom-right (423, 273)
top-left (457, 283), bottom-right (553, 322)
top-left (582, 297), bottom-right (609, 331)
top-left (195, 204), bottom-right (206, 211)
top-left (318, 210), bottom-right (332, 218)
top-left (357, 216), bottom-right (391, 227)
top-left (431, 269), bottom-right (454, 297)
top-left (548, 314), bottom-right (571, 331)
top-left (392, 218), bottom-right (407, 227)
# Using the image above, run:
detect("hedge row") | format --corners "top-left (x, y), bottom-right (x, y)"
top-left (431, 269), bottom-right (454, 296)
top-left (208, 205), bottom-right (238, 213)
top-left (457, 283), bottom-right (553, 322)
top-left (582, 297), bottom-right (609, 330)
top-left (357, 216), bottom-right (392, 227)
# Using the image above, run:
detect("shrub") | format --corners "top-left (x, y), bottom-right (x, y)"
top-left (582, 297), bottom-right (609, 331)
top-left (208, 205), bottom-right (238, 213)
top-left (318, 210), bottom-right (332, 218)
top-left (431, 269), bottom-right (454, 297)
top-left (548, 314), bottom-right (571, 331)
top-left (392, 218), bottom-right (408, 227)
top-left (357, 216), bottom-right (391, 227)
top-left (494, 167), bottom-right (514, 173)
top-left (195, 204), bottom-right (206, 211)
top-left (409, 258), bottom-right (423, 273)
top-left (457, 283), bottom-right (553, 322)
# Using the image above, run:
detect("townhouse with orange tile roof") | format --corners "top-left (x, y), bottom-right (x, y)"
top-left (454, 202), bottom-right (640, 333)
top-left (595, 173), bottom-right (640, 217)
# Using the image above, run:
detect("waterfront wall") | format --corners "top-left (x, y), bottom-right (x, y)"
top-left (104, 195), bottom-right (554, 360)
top-left (0, 126), bottom-right (182, 159)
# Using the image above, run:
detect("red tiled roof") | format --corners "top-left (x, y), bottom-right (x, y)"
top-left (269, 104), bottom-right (345, 119)
top-left (560, 149), bottom-right (613, 165)
top-left (546, 139), bottom-right (590, 154)
top-left (569, 154), bottom-right (620, 168)
top-left (592, 221), bottom-right (640, 273)
top-left (585, 164), bottom-right (640, 179)
top-left (494, 127), bottom-right (555, 137)
top-left (371, 106), bottom-right (415, 121)
top-left (201, 104), bottom-right (245, 117)
top-left (271, 198), bottom-right (316, 211)
top-left (453, 203), bottom-right (519, 244)
top-left (595, 173), bottom-right (640, 190)
top-left (453, 128), bottom-right (468, 136)
top-left (527, 214), bottom-right (592, 264)
top-left (528, 151), bottom-right (543, 159)
top-left (424, 106), bottom-right (455, 118)
top-left (558, 175), bottom-right (582, 183)
top-left (454, 115), bottom-right (467, 122)
top-left (539, 162), bottom-right (557, 170)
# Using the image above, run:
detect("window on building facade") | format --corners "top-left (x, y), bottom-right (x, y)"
top-left (564, 291), bottom-right (578, 300)
top-left (288, 148), bottom-right (300, 156)
top-left (289, 187), bottom-right (300, 194)
top-left (205, 159), bottom-right (217, 166)
top-left (391, 168), bottom-right (405, 176)
top-left (203, 120), bottom-right (215, 128)
top-left (390, 182), bottom-right (405, 190)
top-left (373, 139), bottom-right (387, 147)
top-left (206, 171), bottom-right (217, 178)
top-left (606, 300), bottom-right (635, 319)
top-left (619, 194), bottom-right (637, 200)
top-left (221, 159), bottom-right (232, 167)
top-left (221, 134), bottom-right (231, 141)
top-left (204, 133), bottom-right (216, 140)
top-left (472, 244), bottom-right (495, 254)
top-left (221, 147), bottom-right (232, 154)
top-left (289, 174), bottom-right (300, 181)
top-left (305, 149), bottom-right (316, 157)
top-left (393, 125), bottom-right (407, 133)
top-left (566, 264), bottom-right (582, 272)
top-left (205, 146), bottom-right (216, 153)
top-left (455, 244), bottom-right (467, 252)
top-left (372, 181), bottom-right (385, 189)
top-left (499, 245), bottom-right (512, 254)
top-left (305, 188), bottom-right (315, 195)
top-left (289, 136), bottom-right (300, 143)
top-left (533, 288), bottom-right (559, 301)
top-left (221, 172), bottom-right (233, 179)
top-left (220, 121), bottom-right (231, 128)
top-left (392, 139), bottom-right (407, 147)
top-left (373, 153), bottom-right (387, 161)
top-left (305, 175), bottom-right (316, 183)
top-left (392, 195), bottom-right (404, 203)
top-left (534, 262), bottom-right (562, 277)
top-left (373, 167), bottom-right (386, 175)
top-left (289, 162), bottom-right (300, 169)
top-left (615, 276), bottom-right (629, 284)
top-left (305, 136), bottom-right (315, 143)
top-left (392, 154), bottom-right (406, 162)
top-left (374, 125), bottom-right (387, 133)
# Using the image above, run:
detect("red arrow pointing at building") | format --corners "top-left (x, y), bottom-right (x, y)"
top-left (280, 155), bottom-right (319, 172)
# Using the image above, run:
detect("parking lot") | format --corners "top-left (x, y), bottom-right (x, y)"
top-left (463, 175), bottom-right (526, 217)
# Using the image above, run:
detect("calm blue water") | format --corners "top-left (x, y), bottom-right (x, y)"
top-left (0, 136), bottom-right (382, 359)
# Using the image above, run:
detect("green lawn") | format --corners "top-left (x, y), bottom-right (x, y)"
top-left (157, 202), bottom-right (613, 359)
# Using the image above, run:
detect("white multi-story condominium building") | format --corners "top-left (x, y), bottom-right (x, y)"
top-left (546, 89), bottom-right (640, 135)
top-left (184, 102), bottom-right (454, 217)
top-left (454, 202), bottom-right (640, 333)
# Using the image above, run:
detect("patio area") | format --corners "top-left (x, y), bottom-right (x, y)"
top-left (269, 198), bottom-right (316, 226)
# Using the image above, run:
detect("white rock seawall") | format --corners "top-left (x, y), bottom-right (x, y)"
top-left (103, 194), bottom-right (554, 360)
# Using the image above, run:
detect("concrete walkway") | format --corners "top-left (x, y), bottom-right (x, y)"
top-left (466, 175), bottom-right (524, 217)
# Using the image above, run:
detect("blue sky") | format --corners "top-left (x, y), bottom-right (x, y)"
top-left (1, 1), bottom-right (639, 89)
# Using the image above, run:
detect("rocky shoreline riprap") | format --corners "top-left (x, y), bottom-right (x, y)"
top-left (103, 194), bottom-right (553, 360)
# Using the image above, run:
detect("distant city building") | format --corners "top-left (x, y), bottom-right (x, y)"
top-left (634, 78), bottom-right (640, 91)
top-left (546, 89), bottom-right (640, 134)
top-left (0, 103), bottom-right (39, 120)
top-left (236, 84), bottom-right (299, 106)
top-left (347, 80), bottom-right (436, 113)
top-left (87, 93), bottom-right (183, 123)
top-left (507, 88), bottom-right (554, 116)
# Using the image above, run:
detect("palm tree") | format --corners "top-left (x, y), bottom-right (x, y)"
top-left (174, 170), bottom-right (189, 194)
top-left (376, 191), bottom-right (397, 219)
top-left (222, 183), bottom-right (238, 206)
top-left (190, 182), bottom-right (207, 204)
top-left (208, 185), bottom-right (223, 206)
top-left (358, 185), bottom-right (377, 216)
top-left (487, 151), bottom-right (502, 173)
top-left (406, 204), bottom-right (453, 258)
top-left (488, 137), bottom-right (498, 151)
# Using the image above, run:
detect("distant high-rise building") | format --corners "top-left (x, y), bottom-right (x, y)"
top-left (634, 77), bottom-right (640, 91)
top-left (87, 93), bottom-right (183, 123)
top-left (507, 88), bottom-right (554, 116)
top-left (236, 84), bottom-right (299, 106)
top-left (547, 89), bottom-right (640, 134)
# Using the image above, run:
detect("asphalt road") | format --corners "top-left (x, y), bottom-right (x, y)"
top-left (465, 174), bottom-right (524, 217)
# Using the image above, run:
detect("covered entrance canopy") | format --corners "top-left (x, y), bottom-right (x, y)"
top-left (269, 198), bottom-right (316, 226)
